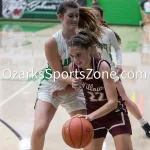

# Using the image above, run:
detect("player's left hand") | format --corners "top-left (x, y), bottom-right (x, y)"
top-left (115, 65), bottom-right (122, 75)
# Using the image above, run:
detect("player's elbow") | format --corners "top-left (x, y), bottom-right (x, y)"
top-left (110, 99), bottom-right (118, 110)
top-left (114, 101), bottom-right (118, 109)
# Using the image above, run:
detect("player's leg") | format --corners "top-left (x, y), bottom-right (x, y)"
top-left (83, 138), bottom-right (105, 150)
top-left (31, 99), bottom-right (57, 150)
top-left (116, 81), bottom-right (150, 137)
top-left (108, 111), bottom-right (133, 150)
top-left (147, 14), bottom-right (150, 23)
top-left (116, 81), bottom-right (142, 119)
top-left (84, 127), bottom-right (107, 150)
top-left (83, 117), bottom-right (107, 150)
top-left (113, 134), bottom-right (133, 150)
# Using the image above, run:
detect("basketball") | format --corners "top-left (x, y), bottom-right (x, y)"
top-left (62, 117), bottom-right (94, 149)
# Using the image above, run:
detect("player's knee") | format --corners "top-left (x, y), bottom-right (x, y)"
top-left (117, 143), bottom-right (132, 150)
top-left (33, 124), bottom-right (48, 137)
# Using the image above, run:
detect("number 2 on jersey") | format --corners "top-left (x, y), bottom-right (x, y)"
top-left (88, 91), bottom-right (105, 102)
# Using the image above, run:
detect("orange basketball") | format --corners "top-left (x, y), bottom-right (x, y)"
top-left (62, 117), bottom-right (94, 149)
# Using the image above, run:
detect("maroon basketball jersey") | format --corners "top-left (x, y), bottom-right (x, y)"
top-left (73, 57), bottom-right (125, 115)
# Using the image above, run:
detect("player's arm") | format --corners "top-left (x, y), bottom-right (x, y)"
top-left (50, 63), bottom-right (76, 98)
top-left (60, 63), bottom-right (77, 94)
top-left (88, 61), bottom-right (118, 121)
top-left (109, 30), bottom-right (122, 66)
top-left (51, 84), bottom-right (76, 98)
top-left (45, 37), bottom-right (72, 85)
top-left (109, 30), bottom-right (122, 75)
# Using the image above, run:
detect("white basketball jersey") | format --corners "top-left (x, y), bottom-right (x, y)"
top-left (52, 30), bottom-right (71, 69)
top-left (98, 26), bottom-right (115, 70)
top-left (43, 30), bottom-right (71, 80)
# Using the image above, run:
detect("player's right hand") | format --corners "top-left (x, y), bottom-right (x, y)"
top-left (50, 89), bottom-right (58, 98)
top-left (72, 78), bottom-right (82, 90)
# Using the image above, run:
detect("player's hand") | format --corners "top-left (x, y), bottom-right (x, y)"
top-left (72, 78), bottom-right (82, 90)
top-left (50, 89), bottom-right (59, 98)
top-left (115, 65), bottom-right (122, 75)
top-left (72, 114), bottom-right (93, 121)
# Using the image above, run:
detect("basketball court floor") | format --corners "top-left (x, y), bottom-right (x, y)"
top-left (0, 22), bottom-right (150, 150)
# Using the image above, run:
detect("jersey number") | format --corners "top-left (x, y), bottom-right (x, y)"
top-left (88, 91), bottom-right (105, 102)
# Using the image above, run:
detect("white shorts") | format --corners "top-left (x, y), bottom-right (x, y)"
top-left (37, 78), bottom-right (86, 113)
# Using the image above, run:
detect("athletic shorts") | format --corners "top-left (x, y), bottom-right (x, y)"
top-left (36, 78), bottom-right (86, 113)
top-left (91, 112), bottom-right (132, 138)
top-left (144, 11), bottom-right (150, 14)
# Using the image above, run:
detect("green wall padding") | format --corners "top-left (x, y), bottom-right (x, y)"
top-left (87, 0), bottom-right (92, 6)
top-left (97, 0), bottom-right (142, 25)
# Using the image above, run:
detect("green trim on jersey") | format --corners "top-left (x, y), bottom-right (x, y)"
top-left (34, 57), bottom-right (71, 109)
top-left (144, 11), bottom-right (150, 14)
top-left (42, 57), bottom-right (71, 81)
top-left (101, 43), bottom-right (113, 62)
top-left (109, 45), bottom-right (113, 62)
top-left (102, 43), bottom-right (108, 51)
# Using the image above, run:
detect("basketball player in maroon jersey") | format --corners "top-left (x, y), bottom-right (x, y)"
top-left (51, 30), bottom-right (133, 150)
top-left (90, 5), bottom-right (150, 138)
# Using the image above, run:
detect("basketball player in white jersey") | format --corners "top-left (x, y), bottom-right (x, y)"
top-left (30, 1), bottom-right (102, 150)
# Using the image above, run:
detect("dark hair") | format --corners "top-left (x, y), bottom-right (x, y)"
top-left (57, 1), bottom-right (102, 37)
top-left (91, 5), bottom-right (121, 44)
top-left (57, 0), bottom-right (79, 15)
top-left (140, 0), bottom-right (148, 10)
top-left (68, 30), bottom-right (100, 49)
top-left (91, 5), bottom-right (103, 18)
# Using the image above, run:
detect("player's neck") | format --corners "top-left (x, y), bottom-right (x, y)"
top-left (62, 29), bottom-right (76, 41)
top-left (82, 57), bottom-right (92, 73)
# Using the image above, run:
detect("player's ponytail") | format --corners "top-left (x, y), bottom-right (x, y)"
top-left (68, 29), bottom-right (101, 49)
top-left (78, 7), bottom-right (102, 37)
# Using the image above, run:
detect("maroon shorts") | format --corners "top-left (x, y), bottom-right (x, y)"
top-left (91, 112), bottom-right (132, 138)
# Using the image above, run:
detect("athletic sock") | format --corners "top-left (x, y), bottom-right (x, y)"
top-left (138, 118), bottom-right (147, 126)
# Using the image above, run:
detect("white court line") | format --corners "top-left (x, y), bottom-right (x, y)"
top-left (0, 82), bottom-right (33, 108)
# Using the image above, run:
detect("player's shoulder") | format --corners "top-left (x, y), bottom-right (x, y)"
top-left (98, 59), bottom-right (110, 72)
top-left (45, 37), bottom-right (56, 49)
top-left (101, 26), bottom-right (115, 38)
top-left (52, 29), bottom-right (62, 38)
top-left (45, 30), bottom-right (62, 47)
top-left (93, 58), bottom-right (110, 72)
top-left (102, 26), bottom-right (112, 33)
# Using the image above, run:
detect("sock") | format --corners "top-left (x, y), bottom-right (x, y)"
top-left (138, 118), bottom-right (147, 126)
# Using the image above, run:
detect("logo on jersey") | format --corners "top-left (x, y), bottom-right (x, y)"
top-left (82, 82), bottom-right (104, 92)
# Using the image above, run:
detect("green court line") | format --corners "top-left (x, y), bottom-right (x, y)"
top-left (0, 22), bottom-right (57, 32)
top-left (22, 41), bottom-right (32, 46)
top-left (0, 18), bottom-right (60, 23)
